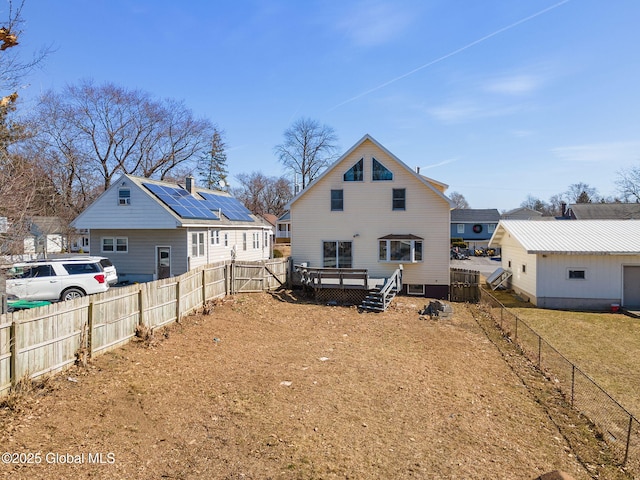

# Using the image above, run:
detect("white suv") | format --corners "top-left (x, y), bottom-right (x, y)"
top-left (64, 256), bottom-right (118, 286)
top-left (6, 258), bottom-right (110, 302)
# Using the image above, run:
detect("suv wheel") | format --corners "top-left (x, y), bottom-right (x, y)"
top-left (61, 287), bottom-right (85, 301)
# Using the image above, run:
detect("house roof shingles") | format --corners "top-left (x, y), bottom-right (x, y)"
top-left (490, 219), bottom-right (640, 255)
top-left (451, 209), bottom-right (500, 223)
top-left (568, 203), bottom-right (640, 220)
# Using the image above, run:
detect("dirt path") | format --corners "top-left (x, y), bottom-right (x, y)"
top-left (0, 291), bottom-right (629, 479)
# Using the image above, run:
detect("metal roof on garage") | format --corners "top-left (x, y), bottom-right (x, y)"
top-left (489, 219), bottom-right (640, 255)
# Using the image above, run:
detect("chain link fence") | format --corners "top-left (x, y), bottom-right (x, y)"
top-left (480, 289), bottom-right (639, 470)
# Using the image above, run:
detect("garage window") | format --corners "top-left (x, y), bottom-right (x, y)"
top-left (568, 269), bottom-right (586, 280)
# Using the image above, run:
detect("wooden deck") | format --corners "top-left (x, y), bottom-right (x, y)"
top-left (294, 265), bottom-right (385, 291)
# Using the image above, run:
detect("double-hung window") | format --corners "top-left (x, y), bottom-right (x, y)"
top-left (191, 232), bottom-right (205, 257)
top-left (211, 230), bottom-right (220, 245)
top-left (331, 189), bottom-right (344, 211)
top-left (392, 188), bottom-right (406, 210)
top-left (102, 237), bottom-right (128, 253)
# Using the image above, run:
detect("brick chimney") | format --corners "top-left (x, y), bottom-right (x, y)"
top-left (185, 176), bottom-right (195, 194)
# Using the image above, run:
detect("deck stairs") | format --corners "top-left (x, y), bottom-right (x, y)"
top-left (359, 268), bottom-right (402, 312)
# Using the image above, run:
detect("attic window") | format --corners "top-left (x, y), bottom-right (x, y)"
top-left (344, 158), bottom-right (363, 182)
top-left (372, 158), bottom-right (393, 181)
top-left (118, 188), bottom-right (131, 205)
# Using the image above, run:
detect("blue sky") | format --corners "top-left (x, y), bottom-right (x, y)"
top-left (14, 0), bottom-right (640, 211)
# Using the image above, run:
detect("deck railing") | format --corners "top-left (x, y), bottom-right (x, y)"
top-left (294, 265), bottom-right (369, 290)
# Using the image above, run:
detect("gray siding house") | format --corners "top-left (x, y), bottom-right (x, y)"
top-left (72, 174), bottom-right (271, 283)
top-left (451, 209), bottom-right (500, 250)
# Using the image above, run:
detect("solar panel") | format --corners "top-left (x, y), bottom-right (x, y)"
top-left (143, 183), bottom-right (220, 220)
top-left (199, 192), bottom-right (254, 221)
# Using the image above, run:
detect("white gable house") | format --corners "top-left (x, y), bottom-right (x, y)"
top-left (287, 134), bottom-right (454, 299)
top-left (72, 175), bottom-right (272, 283)
top-left (489, 220), bottom-right (640, 310)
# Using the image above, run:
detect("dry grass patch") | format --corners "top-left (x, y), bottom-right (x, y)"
top-left (0, 291), bottom-right (634, 479)
top-left (508, 307), bottom-right (640, 418)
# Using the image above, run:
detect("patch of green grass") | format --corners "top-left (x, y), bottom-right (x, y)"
top-left (509, 306), bottom-right (640, 418)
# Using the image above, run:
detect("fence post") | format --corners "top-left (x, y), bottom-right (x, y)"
top-left (202, 269), bottom-right (207, 304)
top-left (175, 279), bottom-right (181, 322)
top-left (538, 336), bottom-right (542, 368)
top-left (623, 414), bottom-right (633, 466)
top-left (571, 365), bottom-right (575, 406)
top-left (9, 320), bottom-right (17, 388)
top-left (87, 301), bottom-right (94, 357)
top-left (138, 287), bottom-right (145, 327)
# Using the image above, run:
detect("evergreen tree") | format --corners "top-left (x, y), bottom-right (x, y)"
top-left (198, 128), bottom-right (228, 190)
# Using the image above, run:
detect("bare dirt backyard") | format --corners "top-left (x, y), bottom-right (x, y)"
top-left (0, 291), bottom-right (634, 479)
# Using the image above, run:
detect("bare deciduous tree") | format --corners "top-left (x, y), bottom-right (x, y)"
top-left (1, 0), bottom-right (51, 308)
top-left (25, 80), bottom-right (215, 215)
top-left (233, 172), bottom-right (293, 217)
top-left (0, 0), bottom-right (50, 94)
top-left (566, 182), bottom-right (599, 204)
top-left (274, 118), bottom-right (338, 190)
top-left (616, 164), bottom-right (640, 203)
top-left (448, 191), bottom-right (469, 209)
top-left (520, 195), bottom-right (549, 213)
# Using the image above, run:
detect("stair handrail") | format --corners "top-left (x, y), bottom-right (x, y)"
top-left (377, 266), bottom-right (403, 309)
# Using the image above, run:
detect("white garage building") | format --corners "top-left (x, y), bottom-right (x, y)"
top-left (489, 220), bottom-right (640, 310)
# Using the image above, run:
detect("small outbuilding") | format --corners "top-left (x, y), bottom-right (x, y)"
top-left (489, 220), bottom-right (640, 310)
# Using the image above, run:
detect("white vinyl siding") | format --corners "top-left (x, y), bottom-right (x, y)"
top-left (536, 254), bottom-right (634, 303)
top-left (74, 179), bottom-right (180, 230)
top-left (290, 138), bottom-right (450, 286)
top-left (499, 232), bottom-right (537, 299)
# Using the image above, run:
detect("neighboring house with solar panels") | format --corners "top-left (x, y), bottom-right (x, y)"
top-left (72, 174), bottom-right (271, 283)
top-left (285, 134), bottom-right (454, 299)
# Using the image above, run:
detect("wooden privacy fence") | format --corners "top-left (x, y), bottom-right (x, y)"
top-left (0, 259), bottom-right (288, 397)
top-left (450, 268), bottom-right (480, 302)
